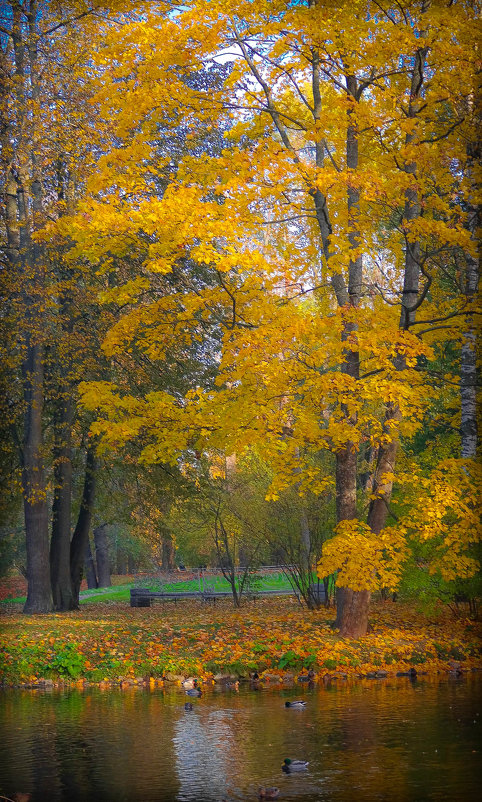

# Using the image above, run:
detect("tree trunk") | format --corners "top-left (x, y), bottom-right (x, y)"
top-left (94, 523), bottom-right (111, 587)
top-left (367, 405), bottom-right (401, 536)
top-left (334, 71), bottom-right (367, 636)
top-left (22, 341), bottom-right (52, 614)
top-left (335, 441), bottom-right (364, 632)
top-left (365, 36), bottom-right (429, 542)
top-left (2, 3), bottom-right (51, 615)
top-left (50, 393), bottom-right (74, 611)
top-left (85, 540), bottom-right (98, 590)
top-left (461, 139), bottom-right (479, 458)
top-left (161, 534), bottom-right (175, 570)
top-left (335, 588), bottom-right (371, 639)
top-left (70, 446), bottom-right (97, 605)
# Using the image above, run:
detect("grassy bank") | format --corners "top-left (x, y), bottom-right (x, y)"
top-left (0, 572), bottom-right (294, 606)
top-left (1, 598), bottom-right (480, 688)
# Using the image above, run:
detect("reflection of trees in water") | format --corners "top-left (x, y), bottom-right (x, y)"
top-left (0, 689), bottom-right (182, 801)
top-left (74, 690), bottom-right (180, 801)
top-left (174, 707), bottom-right (234, 800)
top-left (0, 691), bottom-right (62, 800)
top-left (0, 681), bottom-right (480, 801)
top-left (316, 678), bottom-right (482, 802)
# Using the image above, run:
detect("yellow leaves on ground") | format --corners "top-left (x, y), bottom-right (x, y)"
top-left (1, 599), bottom-right (480, 686)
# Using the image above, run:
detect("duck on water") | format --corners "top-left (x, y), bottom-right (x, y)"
top-left (185, 679), bottom-right (202, 697)
top-left (282, 758), bottom-right (309, 772)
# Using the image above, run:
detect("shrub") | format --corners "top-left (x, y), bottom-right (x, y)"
top-left (50, 644), bottom-right (85, 679)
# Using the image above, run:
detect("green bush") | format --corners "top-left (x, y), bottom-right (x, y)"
top-left (409, 651), bottom-right (428, 665)
top-left (449, 645), bottom-right (466, 661)
top-left (302, 652), bottom-right (317, 669)
top-left (50, 644), bottom-right (85, 679)
top-left (278, 650), bottom-right (299, 670)
top-left (433, 642), bottom-right (449, 659)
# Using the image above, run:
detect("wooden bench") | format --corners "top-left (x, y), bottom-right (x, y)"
top-left (130, 585), bottom-right (324, 607)
top-left (130, 588), bottom-right (202, 607)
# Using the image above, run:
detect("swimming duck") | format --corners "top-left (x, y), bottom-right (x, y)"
top-left (184, 702), bottom-right (193, 710)
top-left (258, 787), bottom-right (280, 799)
top-left (297, 669), bottom-right (316, 682)
top-left (182, 678), bottom-right (198, 689)
top-left (282, 758), bottom-right (309, 772)
top-left (186, 687), bottom-right (202, 697)
top-left (284, 700), bottom-right (306, 708)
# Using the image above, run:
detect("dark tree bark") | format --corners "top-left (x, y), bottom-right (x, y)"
top-left (161, 535), bottom-right (175, 570)
top-left (7, 2), bottom-right (52, 615)
top-left (22, 340), bottom-right (52, 614)
top-left (94, 523), bottom-right (111, 587)
top-left (70, 446), bottom-right (97, 606)
top-left (85, 539), bottom-right (98, 590)
top-left (50, 393), bottom-right (74, 611)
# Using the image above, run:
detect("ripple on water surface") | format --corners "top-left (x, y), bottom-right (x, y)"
top-left (0, 676), bottom-right (480, 802)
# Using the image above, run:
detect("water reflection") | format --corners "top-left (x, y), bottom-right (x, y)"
top-left (0, 677), bottom-right (480, 802)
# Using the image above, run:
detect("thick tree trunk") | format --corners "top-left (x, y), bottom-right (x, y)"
top-left (20, 174), bottom-right (51, 614)
top-left (85, 540), bottom-right (98, 590)
top-left (335, 589), bottom-right (371, 639)
top-left (5, 1), bottom-right (52, 615)
top-left (335, 441), bottom-right (364, 632)
top-left (94, 523), bottom-right (111, 587)
top-left (161, 535), bottom-right (175, 570)
top-left (22, 342), bottom-right (52, 614)
top-left (50, 394), bottom-right (74, 611)
top-left (70, 446), bottom-right (97, 605)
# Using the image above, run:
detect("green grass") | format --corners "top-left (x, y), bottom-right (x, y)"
top-left (0, 571), bottom-right (297, 606)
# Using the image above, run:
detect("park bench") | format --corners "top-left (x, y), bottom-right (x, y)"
top-left (130, 588), bottom-right (202, 607)
top-left (130, 587), bottom-right (235, 606)
top-left (130, 584), bottom-right (326, 607)
top-left (130, 585), bottom-right (325, 607)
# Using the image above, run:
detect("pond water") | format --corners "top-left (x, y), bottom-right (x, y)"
top-left (0, 676), bottom-right (480, 802)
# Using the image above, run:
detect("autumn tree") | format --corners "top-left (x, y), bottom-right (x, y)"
top-left (68, 1), bottom-right (480, 635)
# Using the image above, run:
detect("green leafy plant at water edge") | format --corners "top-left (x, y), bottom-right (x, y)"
top-left (449, 644), bottom-right (466, 660)
top-left (278, 650), bottom-right (299, 670)
top-left (50, 644), bottom-right (85, 679)
top-left (408, 651), bottom-right (428, 665)
top-left (433, 642), bottom-right (449, 659)
top-left (323, 658), bottom-right (337, 670)
top-left (302, 652), bottom-right (317, 669)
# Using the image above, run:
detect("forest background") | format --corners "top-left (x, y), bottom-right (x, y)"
top-left (0, 0), bottom-right (480, 643)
